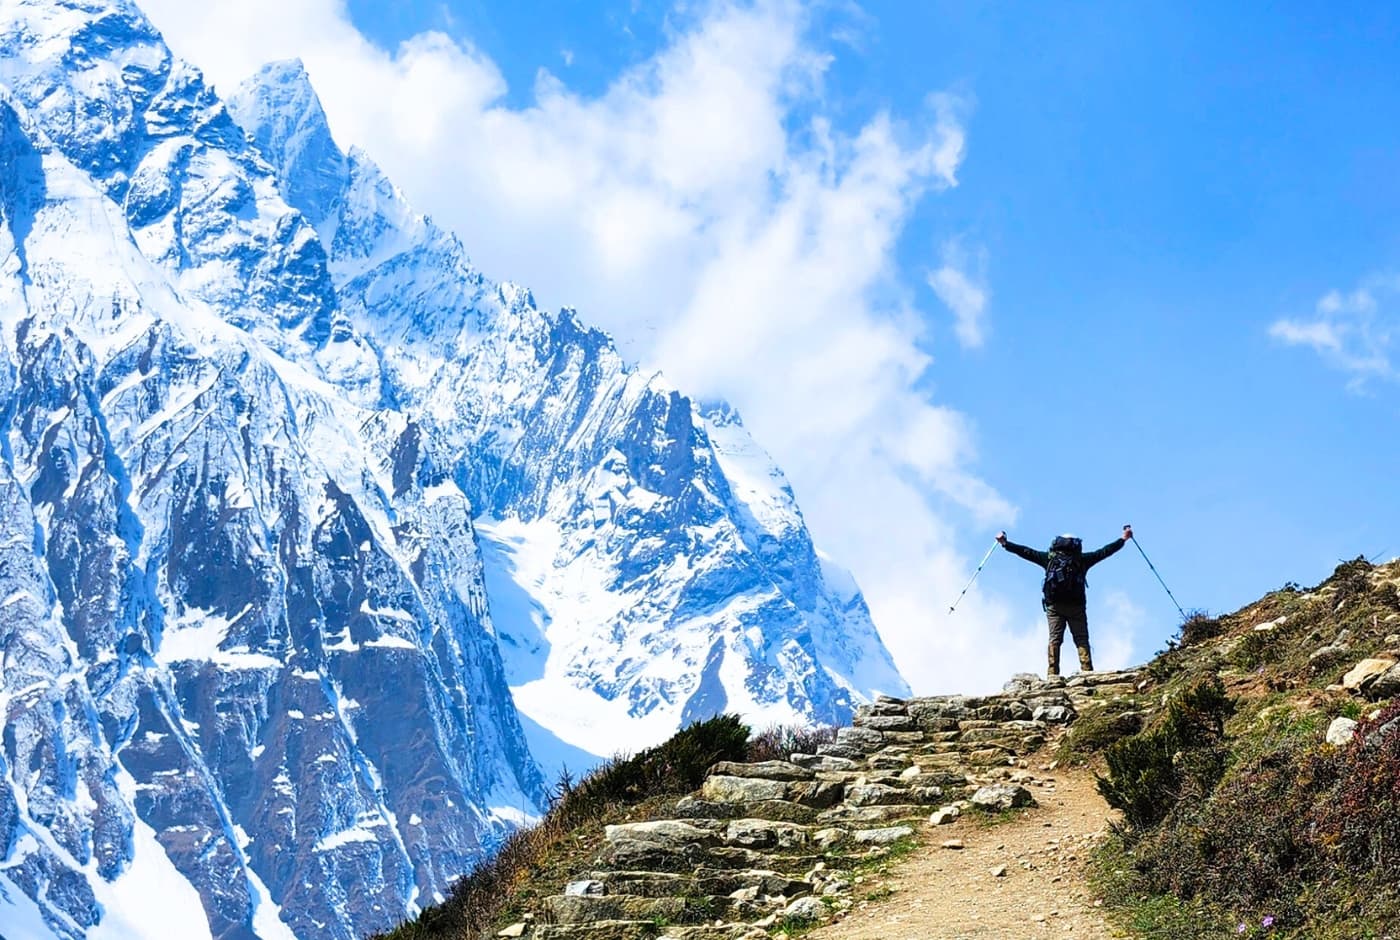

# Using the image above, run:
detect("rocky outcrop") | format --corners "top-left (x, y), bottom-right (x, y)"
top-left (492, 669), bottom-right (1145, 939)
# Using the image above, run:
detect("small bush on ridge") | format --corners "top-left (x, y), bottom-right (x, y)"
top-left (1097, 675), bottom-right (1233, 831)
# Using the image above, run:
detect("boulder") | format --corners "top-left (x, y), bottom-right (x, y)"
top-left (1342, 657), bottom-right (1399, 693)
top-left (783, 896), bottom-right (828, 924)
top-left (1033, 704), bottom-right (1076, 724)
top-left (563, 880), bottom-right (604, 896)
top-left (1367, 662), bottom-right (1400, 699)
top-left (1327, 717), bottom-right (1358, 746)
top-left (971, 784), bottom-right (1037, 811)
top-left (1003, 673), bottom-right (1046, 695)
top-left (1367, 715), bottom-right (1400, 746)
top-left (928, 806), bottom-right (960, 826)
top-left (701, 775), bottom-right (788, 804)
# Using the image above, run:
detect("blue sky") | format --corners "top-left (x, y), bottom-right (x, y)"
top-left (146, 0), bottom-right (1400, 690)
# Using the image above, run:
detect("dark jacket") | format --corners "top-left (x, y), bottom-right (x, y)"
top-left (1002, 536), bottom-right (1126, 607)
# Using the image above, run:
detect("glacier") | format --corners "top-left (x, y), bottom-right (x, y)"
top-left (0, 0), bottom-right (909, 937)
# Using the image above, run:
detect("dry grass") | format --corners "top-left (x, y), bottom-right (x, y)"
top-left (374, 714), bottom-right (841, 940)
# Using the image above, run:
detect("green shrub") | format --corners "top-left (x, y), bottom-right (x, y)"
top-left (1097, 675), bottom-right (1233, 830)
top-left (374, 714), bottom-right (751, 940)
top-left (567, 712), bottom-right (750, 810)
top-left (1056, 700), bottom-right (1144, 761)
top-left (1178, 610), bottom-right (1223, 647)
top-left (1314, 702), bottom-right (1400, 879)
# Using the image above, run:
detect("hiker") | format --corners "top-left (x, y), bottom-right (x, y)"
top-left (996, 525), bottom-right (1133, 678)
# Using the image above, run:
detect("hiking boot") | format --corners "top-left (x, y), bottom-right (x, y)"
top-left (1047, 643), bottom-right (1061, 679)
top-left (1076, 646), bottom-right (1094, 673)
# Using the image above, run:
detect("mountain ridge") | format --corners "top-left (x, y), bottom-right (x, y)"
top-left (0, 2), bottom-right (910, 937)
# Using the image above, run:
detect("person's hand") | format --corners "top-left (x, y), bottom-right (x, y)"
top-left (996, 531), bottom-right (1007, 545)
top-left (1123, 524), bottom-right (1133, 541)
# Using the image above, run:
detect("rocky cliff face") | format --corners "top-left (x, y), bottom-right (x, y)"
top-left (0, 1), bottom-right (909, 937)
top-left (225, 61), bottom-right (910, 766)
top-left (0, 3), bottom-right (542, 938)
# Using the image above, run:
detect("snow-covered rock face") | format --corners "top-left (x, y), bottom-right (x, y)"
top-left (0, 0), bottom-right (908, 936)
top-left (226, 62), bottom-right (911, 767)
top-left (0, 3), bottom-right (544, 939)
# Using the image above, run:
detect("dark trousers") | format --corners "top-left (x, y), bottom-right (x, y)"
top-left (1045, 603), bottom-right (1093, 675)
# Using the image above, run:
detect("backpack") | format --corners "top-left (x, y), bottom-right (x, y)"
top-left (1042, 536), bottom-right (1085, 604)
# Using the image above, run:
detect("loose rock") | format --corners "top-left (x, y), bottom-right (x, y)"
top-left (971, 784), bottom-right (1037, 811)
top-left (1327, 716), bottom-right (1359, 746)
top-left (928, 806), bottom-right (961, 826)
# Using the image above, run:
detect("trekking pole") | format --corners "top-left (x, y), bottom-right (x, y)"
top-left (1128, 526), bottom-right (1187, 620)
top-left (948, 541), bottom-right (999, 615)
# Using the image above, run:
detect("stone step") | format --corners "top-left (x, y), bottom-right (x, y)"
top-left (817, 804), bottom-right (922, 825)
top-left (844, 783), bottom-right (942, 806)
top-left (597, 836), bottom-right (830, 874)
top-left (585, 869), bottom-right (809, 901)
top-left (698, 776), bottom-right (844, 810)
top-left (543, 895), bottom-right (687, 925)
top-left (531, 920), bottom-right (763, 940)
top-left (543, 893), bottom-right (780, 928)
top-left (672, 796), bottom-right (819, 824)
top-left (708, 760), bottom-right (814, 781)
top-left (790, 753), bottom-right (861, 773)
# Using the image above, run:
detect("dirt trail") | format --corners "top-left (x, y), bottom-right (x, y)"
top-left (810, 767), bottom-right (1122, 940)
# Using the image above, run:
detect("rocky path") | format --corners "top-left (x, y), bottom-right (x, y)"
top-left (495, 670), bottom-right (1145, 940)
top-left (810, 765), bottom-right (1119, 939)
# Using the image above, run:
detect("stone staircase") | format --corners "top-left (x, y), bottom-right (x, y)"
top-left (496, 670), bottom-right (1146, 939)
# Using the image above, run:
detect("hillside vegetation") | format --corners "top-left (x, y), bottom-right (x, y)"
top-left (1079, 556), bottom-right (1400, 938)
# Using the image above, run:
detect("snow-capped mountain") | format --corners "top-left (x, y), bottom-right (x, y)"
top-left (0, 0), bottom-right (908, 937)
top-left (0, 2), bottom-right (542, 938)
top-left (227, 59), bottom-right (910, 768)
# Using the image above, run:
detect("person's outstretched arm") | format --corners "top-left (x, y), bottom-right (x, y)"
top-left (997, 531), bottom-right (1049, 568)
top-left (1084, 524), bottom-right (1133, 568)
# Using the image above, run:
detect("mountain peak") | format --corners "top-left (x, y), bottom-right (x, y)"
top-left (228, 58), bottom-right (347, 228)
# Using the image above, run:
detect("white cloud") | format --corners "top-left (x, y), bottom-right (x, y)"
top-left (927, 238), bottom-right (989, 349)
top-left (1091, 590), bottom-right (1146, 673)
top-left (1270, 276), bottom-right (1400, 385)
top-left (141, 0), bottom-right (1037, 694)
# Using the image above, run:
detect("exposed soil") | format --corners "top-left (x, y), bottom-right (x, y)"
top-left (810, 767), bottom-right (1123, 940)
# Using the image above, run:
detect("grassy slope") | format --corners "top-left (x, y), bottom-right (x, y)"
top-left (372, 718), bottom-right (836, 940)
top-left (1071, 557), bottom-right (1400, 939)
